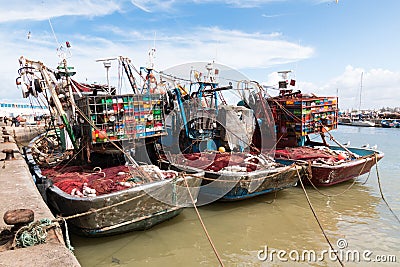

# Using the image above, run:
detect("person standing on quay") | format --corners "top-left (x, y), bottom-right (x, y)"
top-left (10, 117), bottom-right (16, 127)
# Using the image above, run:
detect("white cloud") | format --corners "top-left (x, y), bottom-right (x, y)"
top-left (0, 0), bottom-right (337, 21)
top-left (0, 25), bottom-right (314, 101)
top-left (0, 0), bottom-right (122, 22)
top-left (273, 65), bottom-right (400, 110)
top-left (129, 0), bottom-right (334, 13)
top-left (130, 0), bottom-right (176, 12)
top-left (136, 27), bottom-right (314, 70)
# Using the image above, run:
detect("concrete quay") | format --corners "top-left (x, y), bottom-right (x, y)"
top-left (0, 124), bottom-right (81, 267)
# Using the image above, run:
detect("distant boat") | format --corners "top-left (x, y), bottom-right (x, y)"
top-left (351, 119), bottom-right (375, 127)
top-left (350, 72), bottom-right (375, 127)
top-left (381, 119), bottom-right (399, 128)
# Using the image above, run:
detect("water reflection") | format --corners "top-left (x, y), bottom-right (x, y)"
top-left (72, 126), bottom-right (400, 266)
top-left (72, 180), bottom-right (399, 266)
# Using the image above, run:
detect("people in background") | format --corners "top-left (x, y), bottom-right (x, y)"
top-left (10, 116), bottom-right (16, 127)
top-left (10, 116), bottom-right (20, 127)
top-left (3, 116), bottom-right (7, 126)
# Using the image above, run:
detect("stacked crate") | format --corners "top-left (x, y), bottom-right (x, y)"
top-left (77, 93), bottom-right (166, 143)
top-left (269, 96), bottom-right (338, 140)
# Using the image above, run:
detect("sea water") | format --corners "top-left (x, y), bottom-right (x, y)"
top-left (72, 125), bottom-right (400, 266)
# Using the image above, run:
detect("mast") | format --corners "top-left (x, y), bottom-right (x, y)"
top-left (359, 72), bottom-right (363, 112)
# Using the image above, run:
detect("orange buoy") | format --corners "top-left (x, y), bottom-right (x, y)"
top-left (338, 152), bottom-right (347, 160)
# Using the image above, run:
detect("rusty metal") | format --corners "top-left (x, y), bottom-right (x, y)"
top-left (2, 135), bottom-right (10, 143)
top-left (2, 149), bottom-right (15, 160)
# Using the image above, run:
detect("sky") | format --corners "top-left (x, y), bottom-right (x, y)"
top-left (1, 0), bottom-right (400, 110)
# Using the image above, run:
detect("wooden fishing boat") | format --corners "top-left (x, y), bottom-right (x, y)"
top-left (160, 152), bottom-right (303, 202)
top-left (17, 54), bottom-right (203, 236)
top-left (43, 166), bottom-right (202, 237)
top-left (153, 63), bottom-right (303, 202)
top-left (266, 70), bottom-right (384, 186)
top-left (25, 122), bottom-right (203, 237)
top-left (275, 145), bottom-right (384, 186)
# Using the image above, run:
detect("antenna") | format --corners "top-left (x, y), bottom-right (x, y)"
top-left (48, 18), bottom-right (72, 60)
top-left (153, 32), bottom-right (156, 50)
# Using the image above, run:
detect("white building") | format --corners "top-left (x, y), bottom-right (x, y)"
top-left (0, 102), bottom-right (49, 123)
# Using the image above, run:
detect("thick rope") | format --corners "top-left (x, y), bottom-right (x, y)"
top-left (13, 218), bottom-right (53, 248)
top-left (54, 191), bottom-right (148, 222)
top-left (182, 174), bottom-right (225, 267)
top-left (196, 164), bottom-right (297, 183)
top-left (375, 154), bottom-right (400, 224)
top-left (63, 218), bottom-right (74, 251)
top-left (296, 168), bottom-right (345, 267)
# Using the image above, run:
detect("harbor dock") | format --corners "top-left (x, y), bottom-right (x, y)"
top-left (0, 124), bottom-right (80, 267)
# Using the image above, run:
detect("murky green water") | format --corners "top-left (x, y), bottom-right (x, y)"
top-left (72, 126), bottom-right (400, 266)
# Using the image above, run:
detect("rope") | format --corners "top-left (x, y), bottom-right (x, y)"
top-left (13, 218), bottom-right (54, 248)
top-left (182, 174), bottom-right (225, 267)
top-left (296, 168), bottom-right (345, 267)
top-left (54, 192), bottom-right (148, 222)
top-left (195, 164), bottom-right (297, 183)
top-left (375, 154), bottom-right (400, 224)
top-left (63, 218), bottom-right (74, 251)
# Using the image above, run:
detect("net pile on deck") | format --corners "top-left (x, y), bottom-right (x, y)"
top-left (275, 146), bottom-right (355, 164)
top-left (41, 165), bottom-right (178, 197)
top-left (169, 152), bottom-right (280, 173)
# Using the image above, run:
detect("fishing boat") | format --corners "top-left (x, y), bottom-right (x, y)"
top-left (16, 54), bottom-right (203, 236)
top-left (266, 71), bottom-right (384, 186)
top-left (275, 144), bottom-right (384, 186)
top-left (160, 152), bottom-right (302, 202)
top-left (152, 63), bottom-right (302, 203)
top-left (351, 72), bottom-right (375, 127)
top-left (380, 119), bottom-right (399, 128)
top-left (350, 118), bottom-right (375, 127)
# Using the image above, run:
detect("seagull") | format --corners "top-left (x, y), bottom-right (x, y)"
top-left (342, 141), bottom-right (350, 147)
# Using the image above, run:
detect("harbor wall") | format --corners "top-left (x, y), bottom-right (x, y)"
top-left (0, 124), bottom-right (81, 267)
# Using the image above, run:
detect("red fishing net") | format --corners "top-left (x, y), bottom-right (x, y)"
top-left (42, 165), bottom-right (143, 197)
top-left (275, 147), bottom-right (337, 162)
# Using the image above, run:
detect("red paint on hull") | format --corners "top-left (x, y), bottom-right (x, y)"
top-left (305, 153), bottom-right (384, 186)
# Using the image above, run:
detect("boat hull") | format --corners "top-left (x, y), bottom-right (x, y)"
top-left (46, 175), bottom-right (202, 237)
top-left (276, 146), bottom-right (384, 187)
top-left (198, 164), bottom-right (303, 201)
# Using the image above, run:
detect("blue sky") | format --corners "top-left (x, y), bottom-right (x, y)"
top-left (1, 0), bottom-right (399, 110)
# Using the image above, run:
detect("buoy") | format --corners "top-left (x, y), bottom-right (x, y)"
top-left (338, 153), bottom-right (347, 160)
top-left (218, 147), bottom-right (225, 153)
top-left (98, 130), bottom-right (107, 139)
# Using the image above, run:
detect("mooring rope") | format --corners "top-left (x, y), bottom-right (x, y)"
top-left (54, 192), bottom-right (149, 222)
top-left (13, 218), bottom-right (53, 248)
top-left (374, 154), bottom-right (400, 224)
top-left (182, 173), bottom-right (225, 267)
top-left (189, 164), bottom-right (297, 183)
top-left (62, 218), bottom-right (74, 251)
top-left (296, 168), bottom-right (345, 267)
